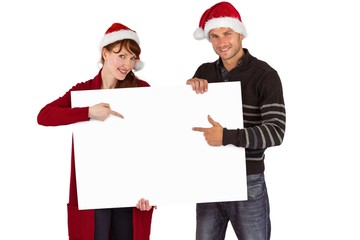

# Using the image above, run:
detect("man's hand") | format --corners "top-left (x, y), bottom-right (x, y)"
top-left (186, 78), bottom-right (208, 94)
top-left (192, 115), bottom-right (223, 146)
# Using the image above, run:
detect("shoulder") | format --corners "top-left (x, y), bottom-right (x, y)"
top-left (71, 80), bottom-right (92, 90)
top-left (245, 49), bottom-right (277, 73)
top-left (70, 71), bottom-right (102, 91)
top-left (194, 60), bottom-right (218, 75)
top-left (137, 79), bottom-right (150, 87)
top-left (70, 79), bottom-right (98, 91)
top-left (198, 60), bottom-right (217, 69)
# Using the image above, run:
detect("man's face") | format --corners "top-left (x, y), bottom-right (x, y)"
top-left (208, 27), bottom-right (243, 61)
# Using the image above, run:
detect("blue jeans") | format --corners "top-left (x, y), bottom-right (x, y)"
top-left (196, 173), bottom-right (271, 240)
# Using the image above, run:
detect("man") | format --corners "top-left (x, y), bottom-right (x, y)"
top-left (187, 2), bottom-right (286, 240)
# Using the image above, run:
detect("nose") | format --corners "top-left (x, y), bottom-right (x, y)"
top-left (217, 36), bottom-right (227, 46)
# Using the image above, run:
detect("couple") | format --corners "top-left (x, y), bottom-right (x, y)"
top-left (37, 2), bottom-right (286, 240)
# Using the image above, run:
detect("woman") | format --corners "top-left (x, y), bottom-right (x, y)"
top-left (37, 22), bottom-right (154, 240)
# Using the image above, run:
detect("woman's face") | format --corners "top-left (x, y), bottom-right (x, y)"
top-left (102, 43), bottom-right (137, 81)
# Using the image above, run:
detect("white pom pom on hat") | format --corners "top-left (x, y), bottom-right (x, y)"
top-left (193, 1), bottom-right (247, 41)
top-left (99, 22), bottom-right (144, 71)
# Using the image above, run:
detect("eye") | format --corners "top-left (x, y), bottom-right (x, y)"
top-left (130, 56), bottom-right (137, 61)
top-left (118, 53), bottom-right (126, 59)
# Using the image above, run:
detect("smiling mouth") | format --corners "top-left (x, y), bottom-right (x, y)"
top-left (219, 47), bottom-right (229, 53)
top-left (118, 68), bottom-right (128, 75)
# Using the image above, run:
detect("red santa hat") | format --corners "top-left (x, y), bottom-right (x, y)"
top-left (99, 22), bottom-right (144, 71)
top-left (193, 1), bottom-right (247, 41)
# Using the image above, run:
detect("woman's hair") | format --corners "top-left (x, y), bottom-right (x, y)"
top-left (101, 39), bottom-right (142, 88)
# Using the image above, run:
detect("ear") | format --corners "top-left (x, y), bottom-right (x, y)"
top-left (101, 47), bottom-right (107, 60)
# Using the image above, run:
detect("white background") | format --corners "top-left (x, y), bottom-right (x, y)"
top-left (1, 0), bottom-right (359, 239)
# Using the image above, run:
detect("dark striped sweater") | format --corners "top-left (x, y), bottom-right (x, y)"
top-left (193, 48), bottom-right (286, 175)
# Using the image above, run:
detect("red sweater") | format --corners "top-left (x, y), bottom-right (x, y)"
top-left (37, 69), bottom-right (153, 240)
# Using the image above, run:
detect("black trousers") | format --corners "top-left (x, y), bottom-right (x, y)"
top-left (94, 207), bottom-right (133, 240)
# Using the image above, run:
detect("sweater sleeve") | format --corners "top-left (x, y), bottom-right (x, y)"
top-left (223, 70), bottom-right (286, 149)
top-left (37, 83), bottom-right (91, 126)
top-left (132, 207), bottom-right (154, 240)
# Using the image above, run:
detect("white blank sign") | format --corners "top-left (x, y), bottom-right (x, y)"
top-left (71, 82), bottom-right (247, 210)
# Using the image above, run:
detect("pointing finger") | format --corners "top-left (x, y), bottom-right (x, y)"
top-left (110, 110), bottom-right (124, 119)
top-left (192, 127), bottom-right (207, 132)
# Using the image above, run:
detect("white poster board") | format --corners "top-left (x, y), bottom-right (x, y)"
top-left (71, 82), bottom-right (247, 210)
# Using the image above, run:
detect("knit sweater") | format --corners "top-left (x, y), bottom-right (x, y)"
top-left (193, 48), bottom-right (286, 175)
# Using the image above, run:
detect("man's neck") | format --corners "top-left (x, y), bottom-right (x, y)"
top-left (222, 48), bottom-right (245, 72)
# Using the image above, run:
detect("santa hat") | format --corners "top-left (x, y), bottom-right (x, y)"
top-left (99, 22), bottom-right (144, 71)
top-left (193, 1), bottom-right (247, 41)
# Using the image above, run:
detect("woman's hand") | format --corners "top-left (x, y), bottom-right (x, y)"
top-left (136, 198), bottom-right (157, 211)
top-left (88, 103), bottom-right (124, 121)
